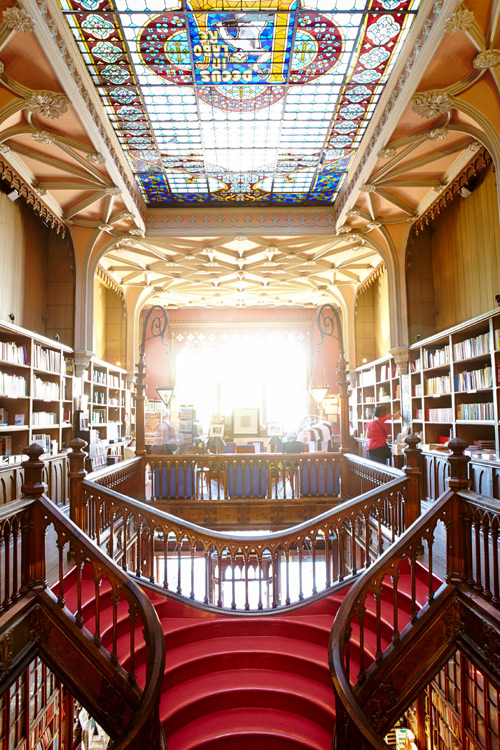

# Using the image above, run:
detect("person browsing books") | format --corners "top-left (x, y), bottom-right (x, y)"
top-left (365, 405), bottom-right (400, 464)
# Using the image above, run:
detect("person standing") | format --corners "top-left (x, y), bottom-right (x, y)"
top-left (365, 405), bottom-right (399, 464)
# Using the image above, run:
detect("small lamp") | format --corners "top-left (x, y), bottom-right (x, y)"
top-left (156, 385), bottom-right (174, 408)
top-left (269, 435), bottom-right (282, 453)
top-left (208, 435), bottom-right (225, 454)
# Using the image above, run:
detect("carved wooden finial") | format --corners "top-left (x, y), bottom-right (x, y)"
top-left (22, 443), bottom-right (46, 498)
top-left (447, 437), bottom-right (470, 489)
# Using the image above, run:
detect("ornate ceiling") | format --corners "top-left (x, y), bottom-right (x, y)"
top-left (0, 0), bottom-right (496, 313)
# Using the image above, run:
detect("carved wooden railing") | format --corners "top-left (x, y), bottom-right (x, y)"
top-left (0, 444), bottom-right (166, 750)
top-left (76, 465), bottom-right (409, 610)
top-left (145, 451), bottom-right (342, 501)
top-left (330, 438), bottom-right (500, 749)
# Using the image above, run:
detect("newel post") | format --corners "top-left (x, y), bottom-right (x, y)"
top-left (403, 434), bottom-right (422, 527)
top-left (446, 437), bottom-right (471, 584)
top-left (68, 438), bottom-right (88, 534)
top-left (21, 443), bottom-right (48, 592)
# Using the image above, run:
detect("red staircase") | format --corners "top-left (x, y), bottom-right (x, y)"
top-left (60, 561), bottom-right (439, 749)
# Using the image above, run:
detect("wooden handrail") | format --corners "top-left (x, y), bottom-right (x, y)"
top-left (330, 474), bottom-right (500, 749)
top-left (39, 496), bottom-right (166, 750)
top-left (1, 444), bottom-right (166, 750)
top-left (79, 470), bottom-right (409, 610)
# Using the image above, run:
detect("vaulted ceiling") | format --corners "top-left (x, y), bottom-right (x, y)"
top-left (0, 0), bottom-right (495, 311)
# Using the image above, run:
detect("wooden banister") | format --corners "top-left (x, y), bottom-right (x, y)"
top-left (79, 467), bottom-right (409, 610)
top-left (0, 447), bottom-right (166, 750)
top-left (330, 439), bottom-right (500, 749)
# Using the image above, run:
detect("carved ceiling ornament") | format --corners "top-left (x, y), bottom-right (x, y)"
top-left (414, 146), bottom-right (490, 235)
top-left (378, 146), bottom-right (397, 159)
top-left (129, 227), bottom-right (145, 237)
top-left (98, 224), bottom-right (113, 232)
top-left (427, 128), bottom-right (449, 141)
top-left (2, 6), bottom-right (35, 33)
top-left (116, 237), bottom-right (136, 248)
top-left (0, 61), bottom-right (4, 75)
top-left (25, 91), bottom-right (68, 119)
top-left (444, 9), bottom-right (475, 34)
top-left (347, 208), bottom-right (362, 218)
top-left (0, 143), bottom-right (10, 153)
top-left (412, 90), bottom-right (454, 119)
top-left (361, 183), bottom-right (377, 193)
top-left (104, 186), bottom-right (121, 196)
top-left (336, 225), bottom-right (352, 235)
top-left (32, 130), bottom-right (54, 144)
top-left (473, 49), bottom-right (500, 69)
top-left (0, 155), bottom-right (65, 235)
top-left (86, 151), bottom-right (106, 165)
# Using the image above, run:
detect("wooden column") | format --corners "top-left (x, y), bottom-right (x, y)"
top-left (21, 443), bottom-right (47, 592)
top-left (135, 356), bottom-right (147, 457)
top-left (446, 437), bottom-right (471, 584)
top-left (68, 438), bottom-right (87, 533)
top-left (403, 434), bottom-right (422, 527)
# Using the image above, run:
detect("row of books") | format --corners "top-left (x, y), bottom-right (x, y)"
top-left (378, 362), bottom-right (398, 381)
top-left (0, 371), bottom-right (27, 397)
top-left (33, 345), bottom-right (61, 373)
top-left (453, 331), bottom-right (490, 361)
top-left (0, 340), bottom-right (28, 365)
top-left (32, 411), bottom-right (58, 426)
top-left (454, 366), bottom-right (492, 391)
top-left (413, 384), bottom-right (423, 397)
top-left (423, 345), bottom-right (450, 369)
top-left (456, 402), bottom-right (494, 420)
top-left (93, 370), bottom-right (107, 385)
top-left (32, 434), bottom-right (58, 455)
top-left (109, 374), bottom-right (122, 388)
top-left (424, 408), bottom-right (453, 423)
top-left (425, 375), bottom-right (451, 396)
top-left (33, 377), bottom-right (61, 401)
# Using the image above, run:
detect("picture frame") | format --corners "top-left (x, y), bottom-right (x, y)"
top-left (232, 408), bottom-right (260, 437)
top-left (209, 423), bottom-right (225, 437)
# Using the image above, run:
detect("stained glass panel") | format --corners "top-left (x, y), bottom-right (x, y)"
top-left (58, 0), bottom-right (421, 205)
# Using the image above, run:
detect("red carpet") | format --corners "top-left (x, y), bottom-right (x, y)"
top-left (58, 560), bottom-right (438, 749)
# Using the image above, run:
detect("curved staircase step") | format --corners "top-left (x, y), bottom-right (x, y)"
top-left (166, 706), bottom-right (334, 750)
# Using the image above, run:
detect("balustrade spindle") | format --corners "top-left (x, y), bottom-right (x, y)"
top-left (492, 523), bottom-right (500, 604)
top-left (482, 514), bottom-right (492, 600)
top-left (177, 542), bottom-right (182, 595)
top-left (93, 576), bottom-right (102, 647)
top-left (427, 541), bottom-right (434, 603)
top-left (75, 562), bottom-right (84, 628)
top-left (392, 573), bottom-right (400, 643)
top-left (190, 545), bottom-right (195, 600)
top-left (357, 604), bottom-right (366, 682)
top-left (57, 538), bottom-right (65, 607)
top-left (128, 606), bottom-right (137, 683)
top-left (111, 591), bottom-right (119, 665)
top-left (410, 557), bottom-right (418, 623)
top-left (285, 551), bottom-right (290, 606)
top-left (204, 549), bottom-right (209, 604)
top-left (231, 557), bottom-right (236, 610)
top-left (474, 513), bottom-right (483, 593)
top-left (298, 546), bottom-right (304, 600)
top-left (374, 590), bottom-right (382, 661)
top-left (2, 524), bottom-right (11, 609)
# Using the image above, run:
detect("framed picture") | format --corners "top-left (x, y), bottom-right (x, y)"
top-left (232, 408), bottom-right (260, 437)
top-left (209, 423), bottom-right (225, 437)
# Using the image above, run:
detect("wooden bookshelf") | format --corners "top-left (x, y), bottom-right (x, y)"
top-left (353, 355), bottom-right (401, 442)
top-left (0, 319), bottom-right (74, 460)
top-left (410, 308), bottom-right (500, 456)
top-left (81, 358), bottom-right (130, 444)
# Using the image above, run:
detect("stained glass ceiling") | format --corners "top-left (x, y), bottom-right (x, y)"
top-left (59, 0), bottom-right (421, 206)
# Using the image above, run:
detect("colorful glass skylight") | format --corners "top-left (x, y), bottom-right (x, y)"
top-left (59, 0), bottom-right (421, 205)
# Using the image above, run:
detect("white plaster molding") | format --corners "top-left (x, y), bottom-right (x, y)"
top-left (146, 208), bottom-right (336, 236)
top-left (73, 349), bottom-right (93, 378)
top-left (390, 347), bottom-right (410, 374)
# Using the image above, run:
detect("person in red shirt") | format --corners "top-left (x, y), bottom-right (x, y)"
top-left (365, 405), bottom-right (399, 464)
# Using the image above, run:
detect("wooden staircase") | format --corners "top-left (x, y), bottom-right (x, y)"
top-left (58, 560), bottom-right (437, 750)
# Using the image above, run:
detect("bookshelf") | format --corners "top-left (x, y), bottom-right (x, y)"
top-left (410, 309), bottom-right (500, 456)
top-left (0, 319), bottom-right (74, 460)
top-left (353, 355), bottom-right (402, 442)
top-left (81, 358), bottom-right (129, 443)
